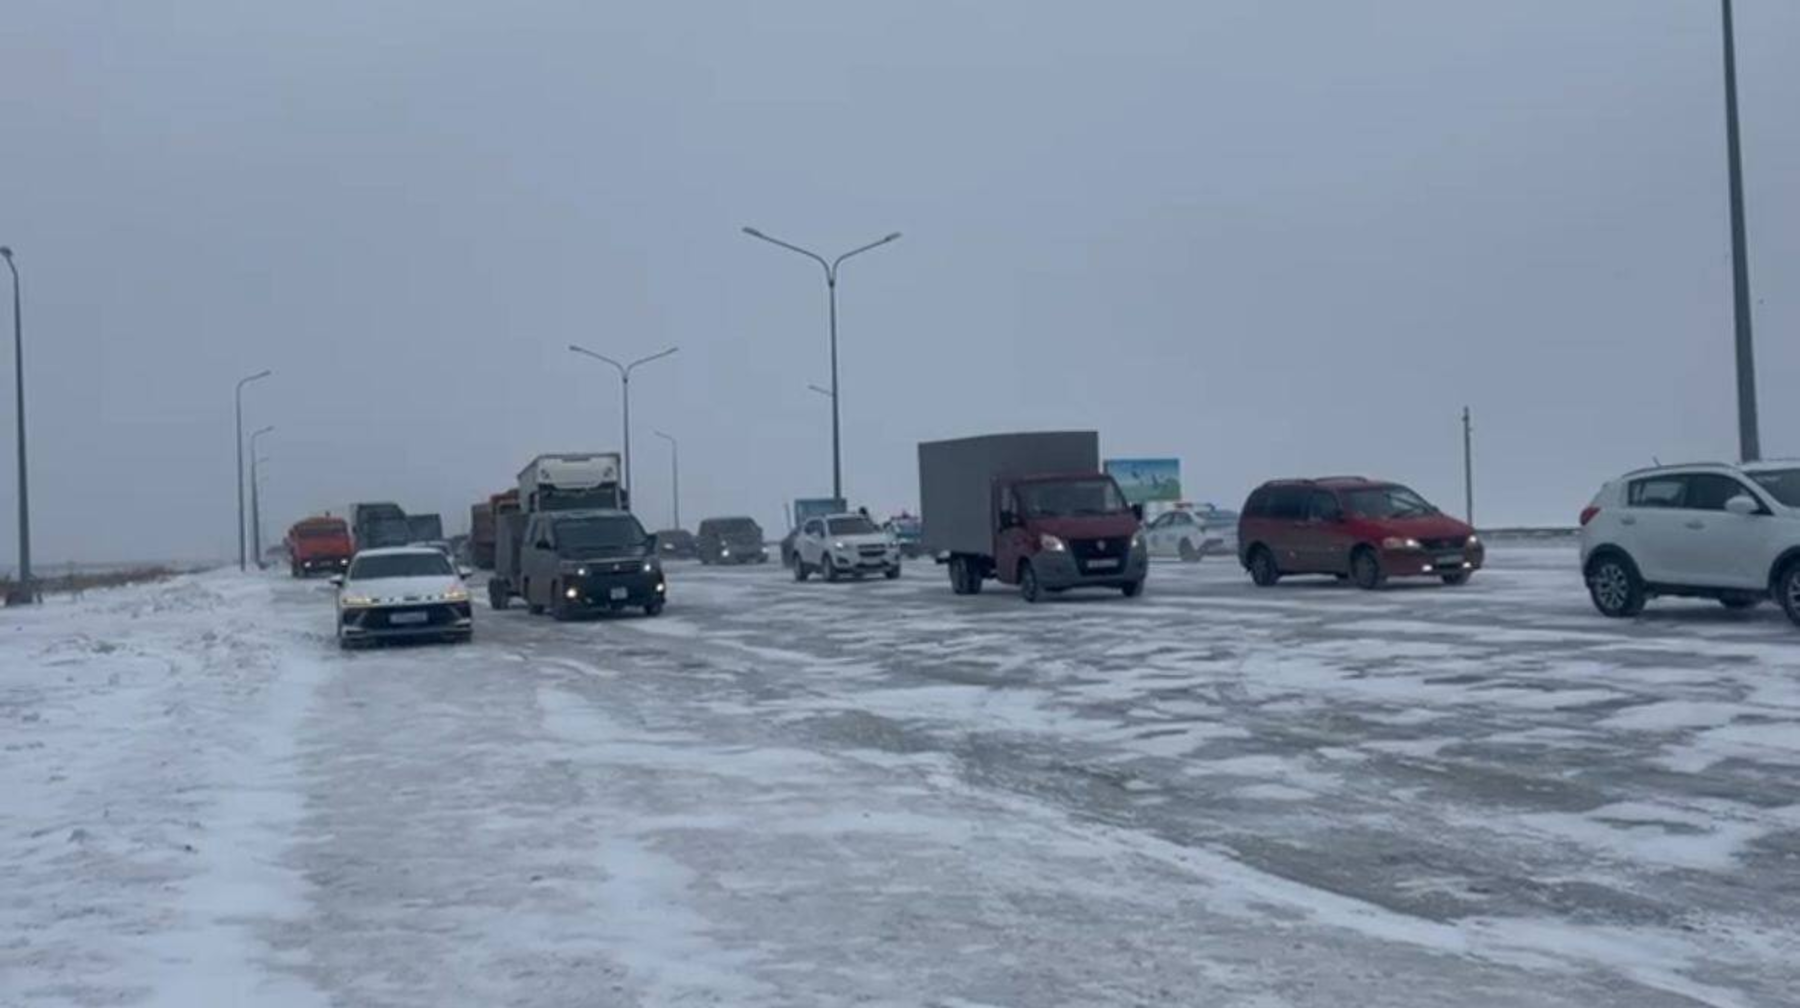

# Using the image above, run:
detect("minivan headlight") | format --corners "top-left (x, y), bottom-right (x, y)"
top-left (1040, 534), bottom-right (1067, 552)
top-left (1381, 537), bottom-right (1422, 550)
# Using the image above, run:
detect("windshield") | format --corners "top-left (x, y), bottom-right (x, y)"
top-left (296, 525), bottom-right (346, 539)
top-left (348, 552), bottom-right (452, 579)
top-left (827, 516), bottom-right (879, 535)
top-left (713, 519), bottom-right (762, 537)
top-left (1016, 479), bottom-right (1128, 518)
top-left (889, 517), bottom-right (921, 533)
top-left (1344, 485), bottom-right (1437, 519)
top-left (1750, 469), bottom-right (1800, 508)
top-left (555, 515), bottom-right (648, 554)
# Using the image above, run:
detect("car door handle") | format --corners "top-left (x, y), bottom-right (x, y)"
top-left (1684, 520), bottom-right (1705, 530)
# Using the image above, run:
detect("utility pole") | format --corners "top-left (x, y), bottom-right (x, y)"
top-left (0, 247), bottom-right (33, 605)
top-left (249, 426), bottom-right (273, 569)
top-left (233, 370), bottom-right (272, 571)
top-left (1462, 406), bottom-right (1474, 527)
top-left (566, 345), bottom-right (678, 506)
top-left (743, 227), bottom-right (902, 500)
top-left (1720, 0), bottom-right (1760, 461)
top-left (654, 430), bottom-right (679, 529)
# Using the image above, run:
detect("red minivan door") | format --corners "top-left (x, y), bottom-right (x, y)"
top-left (993, 482), bottom-right (1034, 584)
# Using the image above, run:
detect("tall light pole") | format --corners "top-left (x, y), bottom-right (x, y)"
top-left (743, 227), bottom-right (901, 500)
top-left (249, 426), bottom-right (274, 568)
top-left (566, 344), bottom-right (678, 506)
top-left (1720, 0), bottom-right (1760, 461)
top-left (0, 247), bottom-right (32, 605)
top-left (653, 430), bottom-right (680, 529)
top-left (234, 369), bottom-right (272, 571)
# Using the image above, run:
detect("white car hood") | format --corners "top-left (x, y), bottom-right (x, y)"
top-left (830, 533), bottom-right (893, 549)
top-left (341, 575), bottom-right (464, 603)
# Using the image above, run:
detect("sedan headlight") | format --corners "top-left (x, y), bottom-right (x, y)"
top-left (834, 540), bottom-right (848, 550)
top-left (1381, 537), bottom-right (1422, 550)
top-left (1039, 533), bottom-right (1067, 552)
top-left (341, 593), bottom-right (376, 607)
top-left (1131, 532), bottom-right (1144, 551)
top-left (443, 587), bottom-right (470, 602)
top-left (1466, 534), bottom-right (1481, 548)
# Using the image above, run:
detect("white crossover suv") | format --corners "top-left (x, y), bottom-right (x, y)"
top-left (1580, 461), bottom-right (1800, 626)
top-left (792, 512), bottom-right (901, 582)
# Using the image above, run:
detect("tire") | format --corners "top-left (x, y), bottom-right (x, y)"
top-left (793, 558), bottom-right (810, 582)
top-left (884, 565), bottom-right (901, 580)
top-left (1777, 563), bottom-right (1800, 628)
top-left (824, 558), bottom-right (840, 583)
top-left (644, 600), bottom-right (664, 616)
top-left (1350, 547), bottom-right (1385, 590)
top-left (1586, 552), bottom-right (1646, 618)
top-left (1121, 578), bottom-right (1144, 598)
top-left (1178, 540), bottom-right (1198, 563)
top-left (488, 579), bottom-right (510, 611)
top-left (551, 584), bottom-right (575, 622)
top-left (1441, 571), bottom-right (1472, 586)
top-left (1020, 561), bottom-right (1043, 603)
top-left (1719, 595), bottom-right (1760, 611)
top-left (1248, 547), bottom-right (1281, 587)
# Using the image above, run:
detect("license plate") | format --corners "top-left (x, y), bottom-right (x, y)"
top-left (609, 587), bottom-right (629, 601)
top-left (1436, 554), bottom-right (1462, 566)
top-left (1087, 558), bottom-right (1120, 569)
top-left (390, 611), bottom-right (428, 625)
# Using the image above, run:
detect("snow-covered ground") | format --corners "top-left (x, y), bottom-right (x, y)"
top-left (3, 545), bottom-right (1797, 1007)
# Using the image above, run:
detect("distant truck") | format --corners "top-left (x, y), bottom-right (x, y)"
top-left (406, 513), bottom-right (444, 544)
top-left (490, 453), bottom-right (627, 609)
top-left (781, 497), bottom-right (847, 567)
top-left (469, 489), bottom-right (518, 570)
top-left (285, 515), bottom-right (354, 577)
top-left (349, 502), bottom-right (411, 552)
top-left (919, 431), bottom-right (1147, 602)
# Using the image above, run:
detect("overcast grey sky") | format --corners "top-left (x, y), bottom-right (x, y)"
top-left (2, 0), bottom-right (1796, 565)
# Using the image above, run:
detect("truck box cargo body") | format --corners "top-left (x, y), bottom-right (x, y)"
top-left (919, 431), bottom-right (1146, 601)
top-left (517, 453), bottom-right (626, 512)
top-left (349, 502), bottom-right (411, 551)
top-left (469, 502), bottom-right (495, 568)
top-left (406, 513), bottom-right (444, 543)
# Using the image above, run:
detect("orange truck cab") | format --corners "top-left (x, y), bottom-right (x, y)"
top-left (286, 516), bottom-right (354, 578)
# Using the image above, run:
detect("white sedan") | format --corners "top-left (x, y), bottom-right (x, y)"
top-left (1143, 508), bottom-right (1237, 562)
top-left (332, 546), bottom-right (475, 649)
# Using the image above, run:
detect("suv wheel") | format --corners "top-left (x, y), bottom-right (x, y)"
top-left (823, 558), bottom-right (840, 583)
top-left (1586, 552), bottom-right (1645, 618)
top-left (1020, 561), bottom-right (1043, 603)
top-left (793, 557), bottom-right (810, 582)
top-left (1778, 563), bottom-right (1800, 628)
top-left (1350, 547), bottom-right (1385, 590)
top-left (1248, 547), bottom-right (1280, 587)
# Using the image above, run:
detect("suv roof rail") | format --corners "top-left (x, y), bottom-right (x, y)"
top-left (1618, 460), bottom-right (1736, 478)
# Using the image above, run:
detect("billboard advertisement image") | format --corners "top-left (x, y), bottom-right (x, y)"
top-left (1105, 458), bottom-right (1182, 505)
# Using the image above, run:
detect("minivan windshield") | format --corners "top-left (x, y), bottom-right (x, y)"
top-left (1750, 469), bottom-right (1800, 508)
top-left (1017, 479), bottom-right (1128, 518)
top-left (712, 518), bottom-right (762, 537)
top-left (348, 552), bottom-right (452, 580)
top-left (1344, 485), bottom-right (1437, 519)
top-left (554, 515), bottom-right (648, 555)
top-left (827, 516), bottom-right (879, 535)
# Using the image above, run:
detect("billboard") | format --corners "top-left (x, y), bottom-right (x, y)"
top-left (1105, 458), bottom-right (1182, 505)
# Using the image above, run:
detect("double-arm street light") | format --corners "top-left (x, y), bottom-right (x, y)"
top-left (1719, 0), bottom-right (1761, 461)
top-left (234, 369), bottom-right (272, 571)
top-left (742, 227), bottom-right (901, 501)
top-left (250, 426), bottom-right (274, 569)
top-left (0, 247), bottom-right (32, 605)
top-left (566, 344), bottom-right (679, 504)
top-left (653, 430), bottom-right (680, 530)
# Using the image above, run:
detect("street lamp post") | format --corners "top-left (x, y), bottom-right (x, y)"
top-left (234, 369), bottom-right (272, 571)
top-left (0, 247), bottom-right (32, 605)
top-left (1720, 0), bottom-right (1760, 461)
top-left (743, 227), bottom-right (901, 501)
top-left (653, 430), bottom-right (680, 529)
top-left (566, 344), bottom-right (678, 506)
top-left (249, 426), bottom-right (274, 569)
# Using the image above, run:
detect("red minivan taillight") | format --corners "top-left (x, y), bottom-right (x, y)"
top-left (1579, 505), bottom-right (1600, 526)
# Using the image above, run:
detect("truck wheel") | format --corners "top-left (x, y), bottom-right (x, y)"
top-left (885, 564), bottom-right (901, 580)
top-left (948, 556), bottom-right (970, 594)
top-left (1178, 540), bottom-right (1198, 563)
top-left (644, 599), bottom-right (664, 616)
top-left (488, 579), bottom-right (510, 611)
top-left (1121, 578), bottom-right (1145, 598)
top-left (1020, 561), bottom-right (1043, 603)
top-left (551, 584), bottom-right (575, 621)
top-left (525, 578), bottom-right (544, 615)
top-left (794, 557), bottom-right (810, 582)
top-left (1248, 547), bottom-right (1281, 587)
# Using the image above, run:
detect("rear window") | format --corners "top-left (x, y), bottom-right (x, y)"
top-left (708, 518), bottom-right (762, 535)
top-left (828, 516), bottom-right (879, 535)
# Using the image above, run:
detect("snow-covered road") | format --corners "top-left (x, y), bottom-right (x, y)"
top-left (4, 546), bottom-right (1797, 1006)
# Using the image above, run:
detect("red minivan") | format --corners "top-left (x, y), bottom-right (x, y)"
top-left (1237, 478), bottom-right (1482, 589)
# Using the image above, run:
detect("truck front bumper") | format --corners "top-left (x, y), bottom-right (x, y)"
top-left (1031, 549), bottom-right (1147, 589)
top-left (562, 571), bottom-right (667, 609)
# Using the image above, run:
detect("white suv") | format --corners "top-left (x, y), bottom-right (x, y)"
top-left (1580, 461), bottom-right (1800, 626)
top-left (793, 512), bottom-right (901, 582)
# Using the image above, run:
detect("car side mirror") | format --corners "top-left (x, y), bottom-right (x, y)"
top-left (1725, 495), bottom-right (1760, 516)
top-left (1131, 503), bottom-right (1145, 521)
top-left (328, 575), bottom-right (344, 587)
top-left (535, 539), bottom-right (553, 550)
top-left (457, 566), bottom-right (474, 578)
